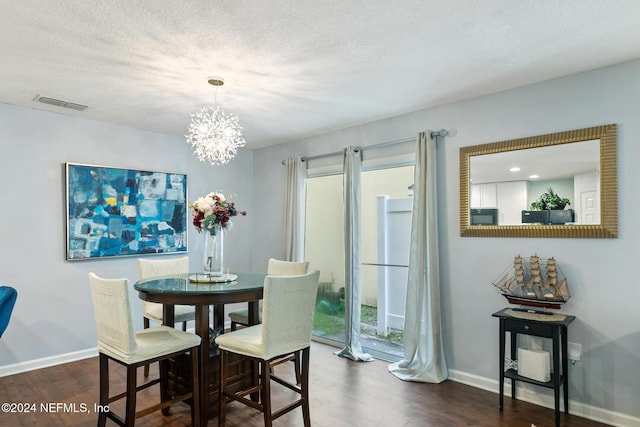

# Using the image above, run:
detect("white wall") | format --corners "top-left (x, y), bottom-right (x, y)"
top-left (0, 104), bottom-right (254, 369)
top-left (252, 60), bottom-right (640, 422)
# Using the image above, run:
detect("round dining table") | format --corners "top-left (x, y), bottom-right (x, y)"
top-left (134, 272), bottom-right (265, 426)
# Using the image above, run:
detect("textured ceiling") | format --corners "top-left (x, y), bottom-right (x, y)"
top-left (1, 1), bottom-right (639, 149)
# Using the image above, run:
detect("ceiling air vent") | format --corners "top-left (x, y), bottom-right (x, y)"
top-left (64, 102), bottom-right (89, 111)
top-left (34, 95), bottom-right (88, 111)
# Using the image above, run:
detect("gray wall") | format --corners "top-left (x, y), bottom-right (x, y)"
top-left (0, 104), bottom-right (254, 367)
top-left (252, 60), bottom-right (640, 422)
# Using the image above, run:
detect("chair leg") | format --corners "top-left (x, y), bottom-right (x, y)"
top-left (190, 347), bottom-right (201, 427)
top-left (125, 365), bottom-right (137, 427)
top-left (301, 347), bottom-right (311, 427)
top-left (218, 349), bottom-right (227, 427)
top-left (182, 320), bottom-right (187, 331)
top-left (143, 317), bottom-right (151, 377)
top-left (293, 351), bottom-right (302, 384)
top-left (98, 348), bottom-right (198, 426)
top-left (261, 359), bottom-right (273, 427)
top-left (230, 321), bottom-right (237, 331)
top-left (98, 353), bottom-right (109, 427)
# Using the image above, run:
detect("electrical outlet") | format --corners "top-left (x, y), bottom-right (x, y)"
top-left (568, 342), bottom-right (582, 361)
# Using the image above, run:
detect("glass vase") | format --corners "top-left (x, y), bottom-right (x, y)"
top-left (203, 224), bottom-right (224, 276)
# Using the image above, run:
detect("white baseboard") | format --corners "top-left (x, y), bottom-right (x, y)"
top-left (0, 348), bottom-right (98, 378)
top-left (448, 368), bottom-right (640, 427)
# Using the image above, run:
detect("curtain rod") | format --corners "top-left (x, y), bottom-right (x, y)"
top-left (300, 136), bottom-right (413, 163)
top-left (354, 136), bottom-right (414, 153)
top-left (281, 129), bottom-right (455, 165)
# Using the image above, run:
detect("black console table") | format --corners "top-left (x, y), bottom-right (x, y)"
top-left (492, 308), bottom-right (575, 427)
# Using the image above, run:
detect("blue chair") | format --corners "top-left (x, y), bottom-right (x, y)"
top-left (0, 286), bottom-right (17, 337)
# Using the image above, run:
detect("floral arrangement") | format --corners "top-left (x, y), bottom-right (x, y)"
top-left (189, 191), bottom-right (246, 233)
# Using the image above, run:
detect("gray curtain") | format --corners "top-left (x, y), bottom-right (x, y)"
top-left (335, 147), bottom-right (374, 362)
top-left (282, 156), bottom-right (306, 262)
top-left (388, 131), bottom-right (448, 382)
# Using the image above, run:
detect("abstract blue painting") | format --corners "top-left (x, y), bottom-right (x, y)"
top-left (66, 163), bottom-right (187, 260)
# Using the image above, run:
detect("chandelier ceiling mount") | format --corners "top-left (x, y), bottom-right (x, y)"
top-left (207, 76), bottom-right (224, 86)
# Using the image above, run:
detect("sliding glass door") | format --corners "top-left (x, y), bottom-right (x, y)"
top-left (304, 174), bottom-right (346, 345)
top-left (304, 164), bottom-right (414, 360)
top-left (360, 165), bottom-right (413, 359)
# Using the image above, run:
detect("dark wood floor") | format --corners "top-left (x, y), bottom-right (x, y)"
top-left (0, 341), bottom-right (610, 427)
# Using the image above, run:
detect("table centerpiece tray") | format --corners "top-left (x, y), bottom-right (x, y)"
top-left (189, 273), bottom-right (238, 283)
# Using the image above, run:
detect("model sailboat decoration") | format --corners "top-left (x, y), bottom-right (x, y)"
top-left (493, 255), bottom-right (570, 310)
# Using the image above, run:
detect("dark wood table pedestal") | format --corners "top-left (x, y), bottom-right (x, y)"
top-left (135, 273), bottom-right (264, 427)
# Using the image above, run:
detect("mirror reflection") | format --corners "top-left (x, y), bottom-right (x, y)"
top-left (469, 139), bottom-right (600, 225)
top-left (459, 124), bottom-right (617, 238)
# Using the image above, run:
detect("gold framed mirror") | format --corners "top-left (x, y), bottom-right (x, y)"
top-left (460, 124), bottom-right (617, 238)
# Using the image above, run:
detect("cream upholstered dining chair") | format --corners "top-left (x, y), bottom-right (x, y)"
top-left (216, 270), bottom-right (320, 427)
top-left (138, 256), bottom-right (195, 376)
top-left (227, 258), bottom-right (309, 331)
top-left (88, 272), bottom-right (201, 427)
top-left (228, 258), bottom-right (309, 383)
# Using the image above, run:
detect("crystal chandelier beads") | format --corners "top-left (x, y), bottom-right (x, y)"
top-left (186, 106), bottom-right (246, 165)
top-left (185, 76), bottom-right (246, 166)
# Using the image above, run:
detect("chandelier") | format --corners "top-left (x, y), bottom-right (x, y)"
top-left (186, 77), bottom-right (246, 166)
